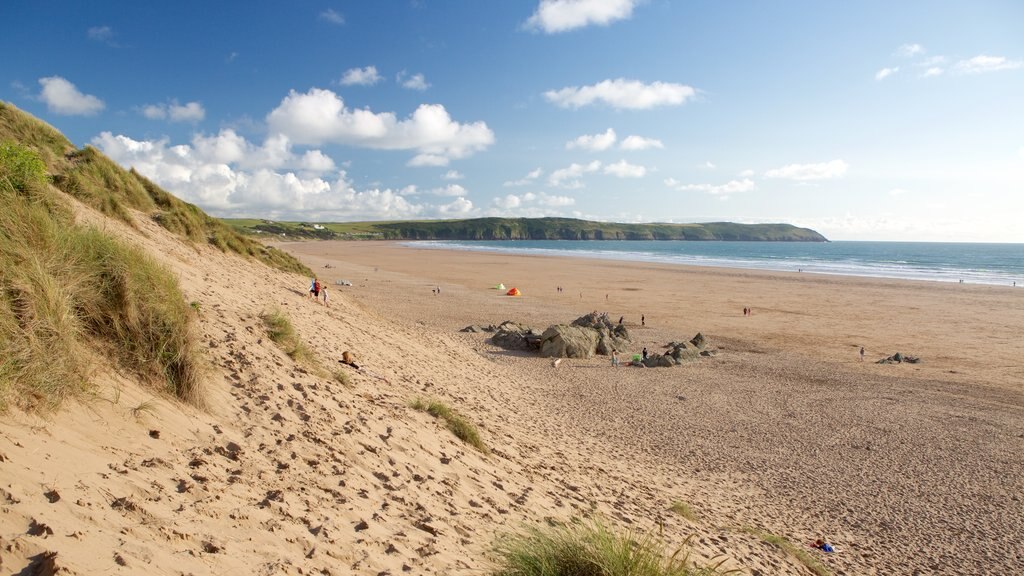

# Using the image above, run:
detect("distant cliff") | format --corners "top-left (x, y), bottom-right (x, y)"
top-left (228, 217), bottom-right (829, 242)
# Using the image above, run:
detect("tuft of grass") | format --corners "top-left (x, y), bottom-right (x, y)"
top-left (491, 518), bottom-right (734, 576)
top-left (260, 308), bottom-right (315, 364)
top-left (670, 501), bottom-right (699, 523)
top-left (332, 369), bottom-right (351, 387)
top-left (410, 397), bottom-right (488, 453)
top-left (130, 398), bottom-right (158, 420)
top-left (1, 141), bottom-right (205, 412)
top-left (744, 528), bottom-right (830, 576)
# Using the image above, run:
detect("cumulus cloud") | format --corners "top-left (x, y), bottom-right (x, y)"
top-left (604, 159), bottom-right (646, 178)
top-left (266, 88), bottom-right (494, 163)
top-left (429, 184), bottom-right (468, 197)
top-left (922, 67), bottom-right (944, 78)
top-left (895, 43), bottom-right (925, 57)
top-left (442, 170), bottom-right (464, 180)
top-left (525, 0), bottom-right (640, 33)
top-left (141, 101), bottom-right (206, 122)
top-left (490, 192), bottom-right (575, 217)
top-left (398, 71), bottom-right (430, 91)
top-left (620, 135), bottom-right (663, 150)
top-left (319, 9), bottom-right (345, 24)
top-left (548, 160), bottom-right (601, 188)
top-left (665, 177), bottom-right (756, 197)
top-left (340, 66), bottom-right (382, 86)
top-left (438, 197), bottom-right (474, 215)
top-left (504, 168), bottom-right (543, 187)
top-left (544, 78), bottom-right (697, 110)
top-left (38, 76), bottom-right (105, 116)
top-left (954, 55), bottom-right (1023, 74)
top-left (875, 67), bottom-right (898, 81)
top-left (567, 128), bottom-right (616, 151)
top-left (765, 160), bottom-right (848, 181)
top-left (90, 130), bottom-right (451, 220)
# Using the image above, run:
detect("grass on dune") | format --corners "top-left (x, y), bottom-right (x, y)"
top-left (410, 397), bottom-right (488, 453)
top-left (260, 307), bottom-right (315, 364)
top-left (670, 501), bottom-right (700, 523)
top-left (744, 528), bottom-right (831, 576)
top-left (491, 518), bottom-right (736, 576)
top-left (1, 141), bottom-right (205, 411)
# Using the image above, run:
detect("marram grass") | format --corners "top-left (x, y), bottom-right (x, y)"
top-left (410, 397), bottom-right (488, 453)
top-left (491, 518), bottom-right (734, 576)
top-left (260, 307), bottom-right (315, 364)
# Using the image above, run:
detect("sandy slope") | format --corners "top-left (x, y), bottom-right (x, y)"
top-left (1, 209), bottom-right (814, 574)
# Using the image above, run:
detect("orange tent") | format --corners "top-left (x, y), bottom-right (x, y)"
top-left (505, 287), bottom-right (521, 296)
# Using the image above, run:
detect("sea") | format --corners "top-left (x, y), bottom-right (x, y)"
top-left (406, 240), bottom-right (1024, 286)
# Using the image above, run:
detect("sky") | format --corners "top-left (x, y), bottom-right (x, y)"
top-left (3, 0), bottom-right (1023, 242)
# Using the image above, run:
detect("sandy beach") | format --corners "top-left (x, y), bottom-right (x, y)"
top-left (3, 221), bottom-right (1022, 575)
top-left (282, 240), bottom-right (1024, 575)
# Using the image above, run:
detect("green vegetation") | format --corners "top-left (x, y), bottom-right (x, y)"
top-left (410, 397), bottom-right (488, 453)
top-left (1, 141), bottom-right (204, 411)
top-left (744, 528), bottom-right (830, 576)
top-left (225, 216), bottom-right (828, 242)
top-left (260, 307), bottom-right (314, 364)
top-left (670, 501), bottom-right (699, 522)
top-left (332, 369), bottom-right (351, 387)
top-left (0, 101), bottom-right (311, 276)
top-left (491, 518), bottom-right (731, 576)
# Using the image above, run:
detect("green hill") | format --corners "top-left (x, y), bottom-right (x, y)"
top-left (227, 217), bottom-right (828, 242)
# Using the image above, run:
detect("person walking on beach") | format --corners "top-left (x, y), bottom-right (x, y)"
top-left (309, 277), bottom-right (317, 299)
top-left (321, 285), bottom-right (329, 307)
top-left (642, 347), bottom-right (648, 361)
top-left (611, 349), bottom-right (620, 368)
top-left (641, 314), bottom-right (645, 326)
top-left (859, 346), bottom-right (865, 362)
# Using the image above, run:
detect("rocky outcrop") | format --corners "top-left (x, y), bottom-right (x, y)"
top-left (641, 333), bottom-right (715, 367)
top-left (877, 352), bottom-right (921, 364)
top-left (489, 321), bottom-right (543, 351)
top-left (538, 325), bottom-right (600, 358)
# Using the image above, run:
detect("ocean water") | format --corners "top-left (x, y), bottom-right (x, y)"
top-left (407, 240), bottom-right (1024, 286)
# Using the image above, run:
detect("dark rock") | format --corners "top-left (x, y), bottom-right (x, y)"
top-left (539, 325), bottom-right (599, 358)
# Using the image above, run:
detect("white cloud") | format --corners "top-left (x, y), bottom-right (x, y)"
top-left (525, 0), bottom-right (640, 33)
top-left (738, 169), bottom-right (754, 178)
top-left (544, 78), bottom-right (697, 110)
top-left (702, 160), bottom-right (716, 169)
top-left (954, 55), bottom-right (1023, 74)
top-left (398, 72), bottom-right (430, 91)
top-left (407, 154), bottom-right (450, 167)
top-left (91, 131), bottom-right (452, 221)
top-left (765, 160), bottom-right (848, 181)
top-left (340, 66), bottom-right (382, 86)
top-left (266, 88), bottom-right (494, 163)
top-left (429, 184), bottom-right (467, 197)
top-left (299, 150), bottom-right (337, 174)
top-left (922, 67), bottom-right (944, 78)
top-left (490, 192), bottom-right (575, 216)
top-left (620, 135), bottom-right (663, 150)
top-left (319, 9), bottom-right (345, 24)
top-left (504, 168), bottom-right (543, 187)
top-left (895, 43), bottom-right (925, 57)
top-left (87, 26), bottom-right (114, 44)
top-left (665, 177), bottom-right (756, 197)
top-left (37, 76), bottom-right (104, 116)
top-left (141, 101), bottom-right (205, 122)
top-left (438, 197), bottom-right (474, 215)
top-left (548, 160), bottom-right (601, 188)
top-left (567, 128), bottom-right (616, 151)
top-left (875, 67), bottom-right (899, 81)
top-left (442, 170), bottom-right (463, 180)
top-left (604, 159), bottom-right (646, 178)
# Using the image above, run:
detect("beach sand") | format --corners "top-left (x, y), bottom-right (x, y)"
top-left (282, 240), bottom-right (1024, 575)
top-left (3, 217), bottom-right (1021, 575)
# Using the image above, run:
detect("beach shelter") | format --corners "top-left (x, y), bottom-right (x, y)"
top-left (505, 287), bottom-right (521, 296)
top-left (494, 283), bottom-right (506, 290)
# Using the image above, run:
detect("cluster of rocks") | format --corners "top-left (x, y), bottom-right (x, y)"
top-left (877, 352), bottom-right (921, 364)
top-left (462, 313), bottom-right (715, 368)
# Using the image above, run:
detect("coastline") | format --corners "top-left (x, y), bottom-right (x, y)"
top-left (278, 239), bottom-right (1024, 574)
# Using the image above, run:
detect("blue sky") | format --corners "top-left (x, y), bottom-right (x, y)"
top-left (3, 1), bottom-right (1023, 241)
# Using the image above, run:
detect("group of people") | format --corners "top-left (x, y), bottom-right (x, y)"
top-left (743, 306), bottom-right (753, 316)
top-left (308, 277), bottom-right (329, 306)
top-left (610, 347), bottom-right (650, 368)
